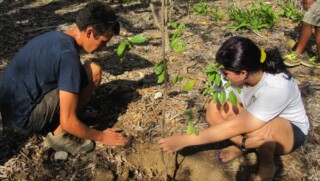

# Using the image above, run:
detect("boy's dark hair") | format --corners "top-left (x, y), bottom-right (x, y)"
top-left (216, 36), bottom-right (292, 79)
top-left (76, 2), bottom-right (120, 37)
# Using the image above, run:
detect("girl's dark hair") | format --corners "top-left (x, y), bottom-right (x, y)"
top-left (216, 36), bottom-right (292, 79)
top-left (76, 2), bottom-right (120, 37)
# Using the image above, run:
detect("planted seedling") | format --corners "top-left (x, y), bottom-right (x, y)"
top-left (202, 63), bottom-right (240, 106)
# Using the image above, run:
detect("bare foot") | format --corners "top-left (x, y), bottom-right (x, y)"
top-left (216, 145), bottom-right (243, 163)
top-left (253, 165), bottom-right (276, 181)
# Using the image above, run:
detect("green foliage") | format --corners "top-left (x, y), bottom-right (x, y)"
top-left (192, 1), bottom-right (225, 22)
top-left (154, 61), bottom-right (166, 84)
top-left (192, 1), bottom-right (210, 15)
top-left (117, 34), bottom-right (148, 61)
top-left (229, 1), bottom-right (280, 33)
top-left (210, 6), bottom-right (225, 22)
top-left (278, 0), bottom-right (303, 22)
top-left (202, 63), bottom-right (240, 106)
top-left (182, 80), bottom-right (195, 92)
top-left (184, 109), bottom-right (199, 136)
top-left (169, 22), bottom-right (186, 53)
top-left (172, 75), bottom-right (184, 84)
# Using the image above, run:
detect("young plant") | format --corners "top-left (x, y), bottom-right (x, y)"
top-left (229, 1), bottom-right (280, 34)
top-left (278, 0), bottom-right (303, 22)
top-left (184, 109), bottom-right (199, 136)
top-left (117, 34), bottom-right (148, 61)
top-left (154, 61), bottom-right (165, 84)
top-left (202, 63), bottom-right (240, 106)
top-left (192, 1), bottom-right (210, 15)
top-left (169, 22), bottom-right (186, 53)
top-left (210, 6), bottom-right (225, 22)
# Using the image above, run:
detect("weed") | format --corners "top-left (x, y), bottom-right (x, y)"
top-left (229, 1), bottom-right (280, 33)
top-left (210, 6), bottom-right (225, 22)
top-left (192, 1), bottom-right (210, 15)
top-left (278, 0), bottom-right (303, 22)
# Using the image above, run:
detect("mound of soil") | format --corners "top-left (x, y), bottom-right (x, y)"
top-left (0, 1), bottom-right (319, 180)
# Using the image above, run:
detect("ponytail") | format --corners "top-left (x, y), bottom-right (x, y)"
top-left (262, 48), bottom-right (292, 79)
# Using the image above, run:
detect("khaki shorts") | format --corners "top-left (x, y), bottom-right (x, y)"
top-left (303, 0), bottom-right (320, 27)
top-left (27, 89), bottom-right (60, 135)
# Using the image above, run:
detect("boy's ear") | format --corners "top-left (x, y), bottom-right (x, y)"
top-left (86, 27), bottom-right (94, 38)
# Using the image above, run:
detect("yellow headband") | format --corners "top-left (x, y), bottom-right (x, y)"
top-left (260, 48), bottom-right (266, 63)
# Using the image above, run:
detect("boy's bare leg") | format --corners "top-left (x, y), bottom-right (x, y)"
top-left (295, 22), bottom-right (313, 54)
top-left (315, 27), bottom-right (320, 62)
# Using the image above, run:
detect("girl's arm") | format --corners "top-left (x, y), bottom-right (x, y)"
top-left (158, 110), bottom-right (266, 153)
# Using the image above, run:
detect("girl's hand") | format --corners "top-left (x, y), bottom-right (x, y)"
top-left (245, 126), bottom-right (274, 149)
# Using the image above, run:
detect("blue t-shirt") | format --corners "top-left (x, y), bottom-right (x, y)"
top-left (0, 31), bottom-right (87, 130)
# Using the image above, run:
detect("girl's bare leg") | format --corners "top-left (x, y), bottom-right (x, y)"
top-left (206, 99), bottom-right (295, 180)
top-left (206, 99), bottom-right (246, 163)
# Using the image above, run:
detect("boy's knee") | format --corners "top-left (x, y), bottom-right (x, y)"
top-left (84, 62), bottom-right (102, 86)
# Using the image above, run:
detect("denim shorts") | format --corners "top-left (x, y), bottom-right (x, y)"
top-left (290, 122), bottom-right (307, 153)
top-left (303, 0), bottom-right (320, 27)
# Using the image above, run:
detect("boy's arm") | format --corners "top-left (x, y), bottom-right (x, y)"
top-left (59, 90), bottom-right (128, 145)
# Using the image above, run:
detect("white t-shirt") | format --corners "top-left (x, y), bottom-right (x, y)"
top-left (231, 72), bottom-right (309, 135)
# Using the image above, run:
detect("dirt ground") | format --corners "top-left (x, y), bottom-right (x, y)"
top-left (0, 0), bottom-right (319, 180)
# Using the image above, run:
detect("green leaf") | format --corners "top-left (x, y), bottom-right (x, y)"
top-left (182, 80), bottom-right (195, 91)
top-left (214, 73), bottom-right (222, 86)
top-left (229, 91), bottom-right (238, 106)
top-left (157, 72), bottom-right (165, 84)
top-left (236, 87), bottom-right (241, 93)
top-left (225, 81), bottom-right (231, 88)
top-left (154, 62), bottom-right (164, 75)
top-left (202, 88), bottom-right (208, 96)
top-left (172, 75), bottom-right (183, 83)
top-left (219, 91), bottom-right (227, 105)
top-left (187, 124), bottom-right (193, 135)
top-left (170, 37), bottom-right (181, 49)
top-left (175, 44), bottom-right (186, 52)
top-left (117, 41), bottom-right (128, 56)
top-left (129, 35), bottom-right (148, 44)
top-left (204, 67), bottom-right (215, 73)
top-left (212, 92), bottom-right (218, 103)
top-left (169, 22), bottom-right (177, 29)
top-left (194, 127), bottom-right (199, 136)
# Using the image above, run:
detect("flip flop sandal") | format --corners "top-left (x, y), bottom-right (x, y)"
top-left (215, 150), bottom-right (223, 163)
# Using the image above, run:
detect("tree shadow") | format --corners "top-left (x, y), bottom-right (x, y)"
top-left (83, 73), bottom-right (158, 131)
top-left (235, 154), bottom-right (283, 180)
